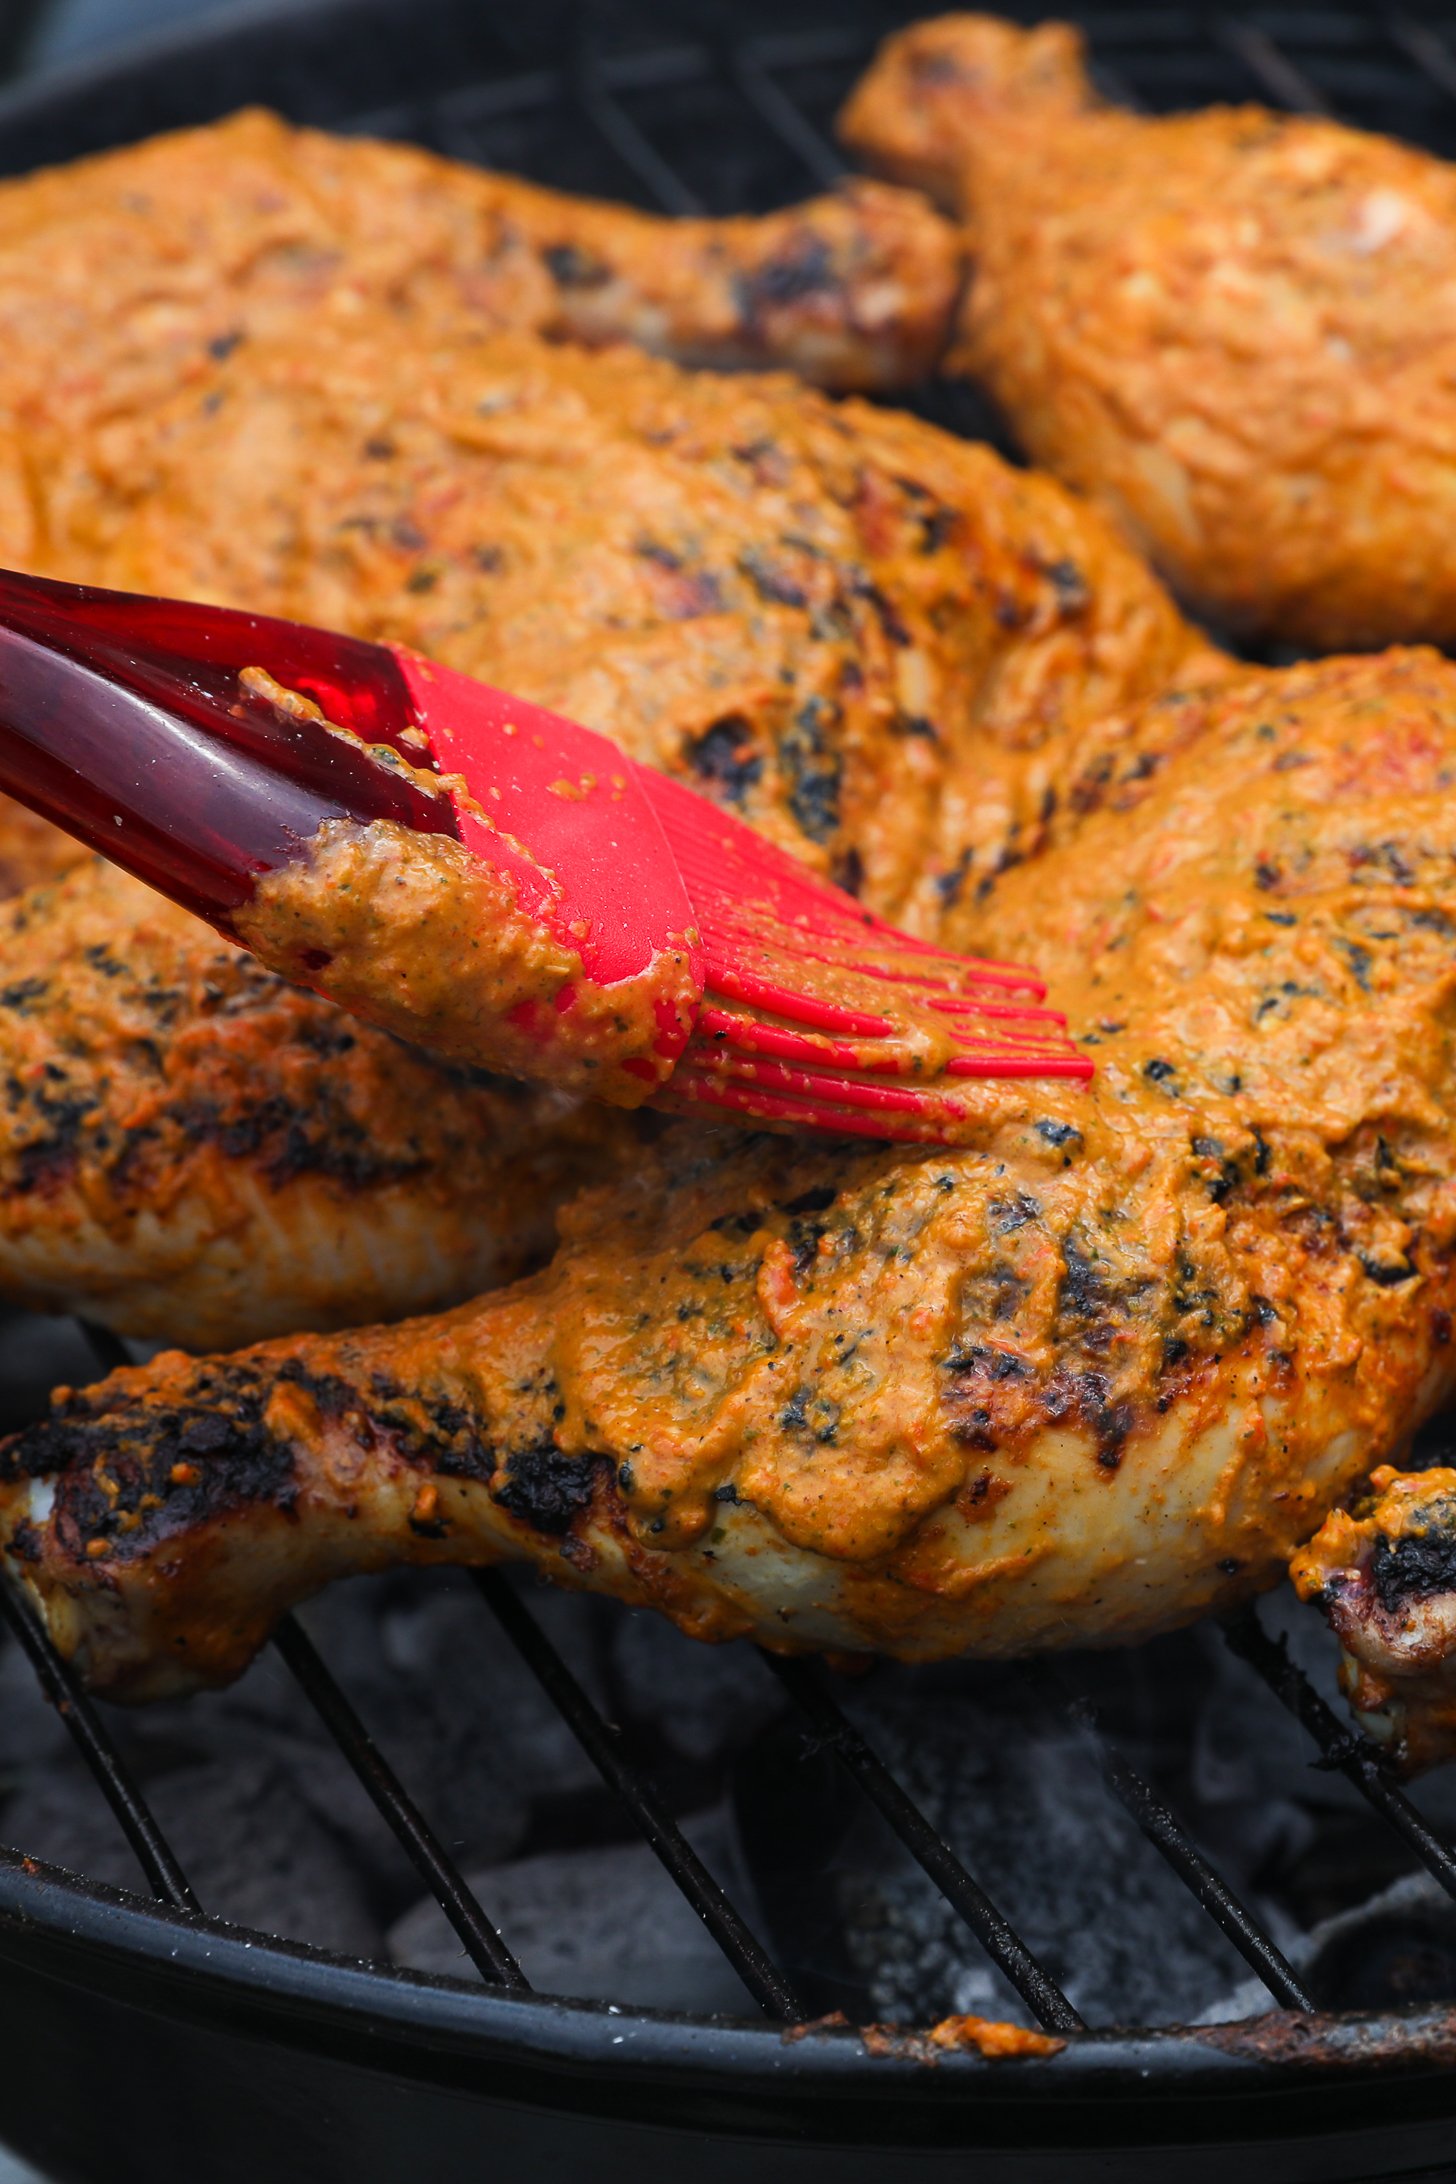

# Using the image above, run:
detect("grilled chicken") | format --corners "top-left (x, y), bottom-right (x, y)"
top-left (14, 327), bottom-right (1214, 933)
top-left (1293, 1468), bottom-right (1456, 1775)
top-left (0, 106), bottom-right (957, 421)
top-left (0, 801), bottom-right (85, 899)
top-left (9, 646), bottom-right (1456, 1696)
top-left (841, 12), bottom-right (1456, 649)
top-left (0, 330), bottom-right (1210, 1344)
top-left (0, 103), bottom-right (961, 897)
top-left (0, 857), bottom-right (632, 1350)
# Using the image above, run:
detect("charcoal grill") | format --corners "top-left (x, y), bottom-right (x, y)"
top-left (4, 4), bottom-right (1456, 2178)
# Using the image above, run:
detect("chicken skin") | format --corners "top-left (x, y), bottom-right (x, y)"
top-left (0, 106), bottom-right (959, 418)
top-left (17, 326), bottom-right (1213, 933)
top-left (0, 858), bottom-right (631, 1350)
top-left (0, 103), bottom-right (961, 897)
top-left (0, 329), bottom-right (1210, 1342)
top-left (9, 645), bottom-right (1456, 1696)
top-left (841, 13), bottom-right (1456, 650)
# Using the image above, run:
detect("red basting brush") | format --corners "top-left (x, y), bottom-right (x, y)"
top-left (0, 570), bottom-right (1089, 1143)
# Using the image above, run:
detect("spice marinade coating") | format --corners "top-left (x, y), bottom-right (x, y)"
top-left (28, 328), bottom-right (1216, 924)
top-left (0, 327), bottom-right (1212, 1341)
top-left (842, 12), bottom-right (1456, 650)
top-left (7, 649), bottom-right (1455, 1694)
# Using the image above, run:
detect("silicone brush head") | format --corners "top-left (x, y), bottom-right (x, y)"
top-left (0, 570), bottom-right (1090, 1139)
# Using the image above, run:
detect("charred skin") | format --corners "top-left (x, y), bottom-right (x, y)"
top-left (11, 650), bottom-right (1456, 1695)
top-left (0, 859), bottom-right (633, 1348)
top-left (1293, 1468), bottom-right (1456, 1775)
top-left (842, 13), bottom-right (1456, 649)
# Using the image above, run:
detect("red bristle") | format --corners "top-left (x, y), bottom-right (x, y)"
top-left (682, 1049), bottom-right (976, 1116)
top-left (668, 1068), bottom-right (955, 1144)
top-left (946, 1051), bottom-right (1094, 1080)
top-left (693, 1005), bottom-right (895, 1073)
top-left (702, 962), bottom-right (896, 1038)
top-left (927, 995), bottom-right (1065, 1025)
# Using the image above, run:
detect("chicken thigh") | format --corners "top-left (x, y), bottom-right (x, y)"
top-left (842, 12), bottom-right (1456, 649)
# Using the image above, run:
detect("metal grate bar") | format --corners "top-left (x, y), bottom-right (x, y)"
top-left (571, 46), bottom-right (704, 216)
top-left (1389, 14), bottom-right (1456, 103)
top-left (1030, 1666), bottom-right (1313, 2012)
top-left (273, 1614), bottom-right (527, 1990)
top-left (0, 1315), bottom-right (198, 1909)
top-left (1223, 1607), bottom-right (1456, 1901)
top-left (728, 43), bottom-right (844, 190)
top-left (0, 1578), bottom-right (197, 1913)
top-left (472, 1569), bottom-right (803, 2020)
top-left (1212, 18), bottom-right (1331, 112)
top-left (765, 1654), bottom-right (1085, 2034)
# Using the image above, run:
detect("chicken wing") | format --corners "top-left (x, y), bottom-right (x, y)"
top-left (841, 13), bottom-right (1456, 649)
top-left (9, 645), bottom-right (1456, 1696)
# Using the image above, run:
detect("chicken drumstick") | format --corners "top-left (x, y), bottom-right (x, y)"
top-left (842, 12), bottom-right (1456, 649)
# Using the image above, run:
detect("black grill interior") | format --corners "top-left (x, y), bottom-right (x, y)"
top-left (4, 0), bottom-right (1456, 2054)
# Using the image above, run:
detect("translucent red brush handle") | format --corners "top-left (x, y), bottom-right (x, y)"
top-left (0, 569), bottom-right (451, 924)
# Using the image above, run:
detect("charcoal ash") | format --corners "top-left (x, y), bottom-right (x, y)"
top-left (1205, 1870), bottom-right (1456, 2023)
top-left (0, 1568), bottom-right (619, 1947)
top-left (732, 1603), bottom-right (1456, 2031)
top-left (0, 1311), bottom-right (122, 1439)
top-left (389, 1805), bottom-right (762, 2014)
top-left (4, 1749), bottom-right (384, 1959)
top-left (734, 1650), bottom-right (1284, 2028)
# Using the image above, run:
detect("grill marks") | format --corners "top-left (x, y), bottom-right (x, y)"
top-left (5, 1364), bottom-right (294, 1563)
top-left (936, 1133), bottom-right (1311, 1478)
top-left (0, 869), bottom-right (518, 1209)
top-left (3, 1346), bottom-right (617, 1576)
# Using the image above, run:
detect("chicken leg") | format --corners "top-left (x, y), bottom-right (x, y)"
top-left (842, 13), bottom-right (1456, 650)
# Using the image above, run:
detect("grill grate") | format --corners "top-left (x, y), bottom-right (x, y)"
top-left (4, 1), bottom-right (1456, 2051)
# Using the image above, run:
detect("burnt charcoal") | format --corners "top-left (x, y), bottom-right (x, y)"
top-left (189, 1574), bottom-right (610, 1891)
top-left (3, 1750), bottom-right (383, 1960)
top-left (388, 1806), bottom-right (758, 2013)
top-left (0, 1568), bottom-right (617, 1944)
top-left (1204, 1870), bottom-right (1456, 2024)
top-left (609, 1611), bottom-right (784, 1765)
top-left (0, 1310), bottom-right (134, 1436)
top-left (734, 1632), bottom-right (1334, 2028)
top-left (1305, 1872), bottom-right (1456, 2012)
